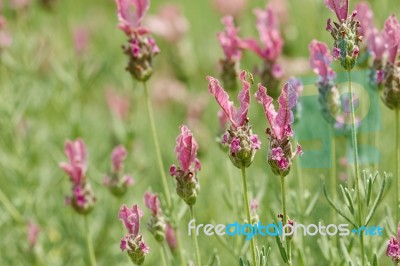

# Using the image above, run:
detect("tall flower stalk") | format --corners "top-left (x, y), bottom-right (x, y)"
top-left (207, 71), bottom-right (261, 266)
top-left (381, 15), bottom-right (400, 223)
top-left (255, 83), bottom-right (302, 265)
top-left (114, 0), bottom-right (171, 209)
top-left (59, 139), bottom-right (97, 265)
top-left (325, 0), bottom-right (364, 264)
top-left (170, 125), bottom-right (202, 265)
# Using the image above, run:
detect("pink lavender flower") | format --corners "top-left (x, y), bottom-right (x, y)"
top-left (381, 15), bottom-right (400, 110)
top-left (144, 192), bottom-right (166, 242)
top-left (386, 224), bottom-right (400, 263)
top-left (165, 223), bottom-right (177, 252)
top-left (73, 27), bottom-right (89, 57)
top-left (354, 2), bottom-right (374, 38)
top-left (115, 0), bottom-right (159, 81)
top-left (144, 4), bottom-right (188, 43)
top-left (287, 77), bottom-right (303, 123)
top-left (241, 4), bottom-right (283, 96)
top-left (0, 16), bottom-right (12, 51)
top-left (10, 0), bottom-right (30, 10)
top-left (59, 139), bottom-right (95, 214)
top-left (105, 88), bottom-right (131, 121)
top-left (119, 204), bottom-right (149, 265)
top-left (103, 145), bottom-right (134, 197)
top-left (170, 125), bottom-right (201, 205)
top-left (309, 40), bottom-right (341, 126)
top-left (255, 83), bottom-right (302, 177)
top-left (207, 71), bottom-right (261, 168)
top-left (325, 0), bottom-right (362, 71)
top-left (211, 0), bottom-right (247, 17)
top-left (217, 16), bottom-right (243, 92)
top-left (27, 221), bottom-right (40, 248)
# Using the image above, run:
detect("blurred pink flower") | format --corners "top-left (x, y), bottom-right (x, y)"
top-left (217, 16), bottom-right (242, 61)
top-left (386, 224), bottom-right (400, 263)
top-left (207, 71), bottom-right (250, 129)
top-left (211, 0), bottom-right (247, 17)
top-left (355, 2), bottom-right (374, 38)
top-left (27, 221), bottom-right (40, 248)
top-left (112, 145), bottom-right (127, 172)
top-left (144, 192), bottom-right (161, 216)
top-left (324, 0), bottom-right (348, 21)
top-left (152, 77), bottom-right (187, 105)
top-left (145, 4), bottom-right (188, 43)
top-left (383, 15), bottom-right (400, 63)
top-left (59, 139), bottom-right (87, 185)
top-left (0, 16), bottom-right (12, 50)
top-left (270, 0), bottom-right (288, 24)
top-left (309, 40), bottom-right (336, 83)
top-left (73, 27), bottom-right (89, 56)
top-left (10, 0), bottom-right (30, 10)
top-left (242, 5), bottom-right (283, 63)
top-left (115, 0), bottom-right (149, 35)
top-left (105, 88), bottom-right (130, 121)
top-left (367, 28), bottom-right (386, 60)
top-left (250, 198), bottom-right (259, 212)
top-left (165, 224), bottom-right (177, 251)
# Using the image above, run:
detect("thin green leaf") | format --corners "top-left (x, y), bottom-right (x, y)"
top-left (365, 174), bottom-right (386, 225)
top-left (366, 177), bottom-right (372, 207)
top-left (322, 184), bottom-right (357, 227)
top-left (305, 191), bottom-right (320, 216)
top-left (339, 238), bottom-right (353, 265)
top-left (372, 253), bottom-right (378, 266)
top-left (344, 187), bottom-right (355, 215)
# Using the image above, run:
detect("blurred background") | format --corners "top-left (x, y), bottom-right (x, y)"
top-left (0, 0), bottom-right (398, 265)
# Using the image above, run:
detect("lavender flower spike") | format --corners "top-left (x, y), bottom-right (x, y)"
top-left (119, 204), bottom-right (149, 265)
top-left (207, 71), bottom-right (261, 168)
top-left (386, 224), bottom-right (400, 264)
top-left (255, 83), bottom-right (302, 177)
top-left (144, 192), bottom-right (166, 242)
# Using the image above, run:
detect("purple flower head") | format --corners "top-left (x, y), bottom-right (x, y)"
top-left (354, 2), bottom-right (374, 38)
top-left (383, 15), bottom-right (400, 64)
top-left (386, 224), bottom-right (400, 263)
top-left (170, 125), bottom-right (201, 205)
top-left (115, 0), bottom-right (149, 35)
top-left (119, 204), bottom-right (143, 236)
top-left (144, 192), bottom-right (161, 216)
top-left (217, 16), bottom-right (242, 61)
top-left (309, 40), bottom-right (336, 84)
top-left (59, 138), bottom-right (87, 185)
top-left (112, 145), bottom-right (127, 172)
top-left (207, 70), bottom-right (250, 129)
top-left (255, 83), bottom-right (297, 141)
top-left (324, 0), bottom-right (348, 22)
top-left (241, 4), bottom-right (283, 63)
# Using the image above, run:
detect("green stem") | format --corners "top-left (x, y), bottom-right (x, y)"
top-left (161, 245), bottom-right (168, 266)
top-left (347, 71), bottom-right (364, 266)
top-left (143, 82), bottom-right (172, 210)
top-left (175, 229), bottom-right (186, 266)
top-left (189, 206), bottom-right (201, 266)
top-left (84, 216), bottom-right (97, 266)
top-left (330, 127), bottom-right (337, 219)
top-left (0, 188), bottom-right (23, 223)
top-left (280, 176), bottom-right (292, 265)
top-left (396, 109), bottom-right (399, 224)
top-left (241, 167), bottom-right (258, 266)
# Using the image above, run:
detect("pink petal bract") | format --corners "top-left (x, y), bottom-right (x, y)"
top-left (144, 192), bottom-right (161, 216)
top-left (115, 0), bottom-right (149, 34)
top-left (118, 204), bottom-right (143, 236)
top-left (309, 40), bottom-right (336, 83)
top-left (175, 125), bottom-right (200, 172)
top-left (217, 16), bottom-right (242, 61)
top-left (324, 0), bottom-right (348, 21)
top-left (112, 145), bottom-right (127, 172)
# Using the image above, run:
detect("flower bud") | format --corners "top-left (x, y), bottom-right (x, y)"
top-left (68, 183), bottom-right (96, 215)
top-left (382, 62), bottom-right (400, 110)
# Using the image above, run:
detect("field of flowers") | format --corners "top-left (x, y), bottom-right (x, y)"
top-left (1, 0), bottom-right (400, 265)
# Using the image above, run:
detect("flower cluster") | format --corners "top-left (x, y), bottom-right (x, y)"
top-left (242, 4), bottom-right (283, 97)
top-left (255, 83), bottom-right (302, 177)
top-left (170, 125), bottom-right (201, 206)
top-left (309, 40), bottom-right (341, 126)
top-left (217, 16), bottom-right (242, 92)
top-left (59, 139), bottom-right (96, 215)
top-left (386, 224), bottom-right (400, 264)
top-left (115, 0), bottom-right (159, 81)
top-left (103, 145), bottom-right (134, 197)
top-left (381, 15), bottom-right (400, 110)
top-left (144, 192), bottom-right (166, 242)
top-left (325, 0), bottom-right (362, 71)
top-left (119, 204), bottom-right (149, 265)
top-left (207, 71), bottom-right (261, 169)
